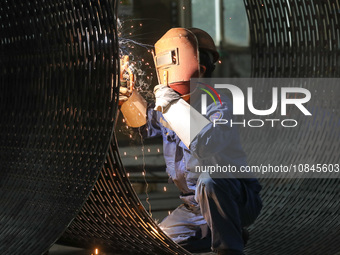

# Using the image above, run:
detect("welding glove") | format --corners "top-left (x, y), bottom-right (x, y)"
top-left (119, 86), bottom-right (132, 106)
top-left (154, 84), bottom-right (210, 148)
top-left (153, 84), bottom-right (181, 113)
top-left (119, 86), bottom-right (147, 128)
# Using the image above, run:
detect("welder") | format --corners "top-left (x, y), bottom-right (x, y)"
top-left (119, 27), bottom-right (262, 255)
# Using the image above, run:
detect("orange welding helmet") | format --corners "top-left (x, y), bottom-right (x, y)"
top-left (153, 28), bottom-right (200, 95)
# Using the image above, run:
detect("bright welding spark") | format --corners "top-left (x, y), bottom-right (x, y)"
top-left (148, 223), bottom-right (159, 234)
top-left (117, 18), bottom-right (153, 93)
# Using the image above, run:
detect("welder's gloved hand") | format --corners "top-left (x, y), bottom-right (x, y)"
top-left (119, 86), bottom-right (131, 106)
top-left (180, 194), bottom-right (201, 214)
top-left (153, 84), bottom-right (181, 113)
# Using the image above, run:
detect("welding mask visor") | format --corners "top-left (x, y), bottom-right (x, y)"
top-left (153, 28), bottom-right (200, 96)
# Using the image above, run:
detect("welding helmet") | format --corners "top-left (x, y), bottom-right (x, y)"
top-left (153, 28), bottom-right (200, 95)
top-left (153, 27), bottom-right (218, 95)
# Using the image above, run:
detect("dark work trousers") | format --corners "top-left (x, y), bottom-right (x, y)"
top-left (195, 173), bottom-right (263, 252)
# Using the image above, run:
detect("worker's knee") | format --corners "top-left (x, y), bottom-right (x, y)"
top-left (196, 175), bottom-right (217, 197)
top-left (196, 175), bottom-right (240, 201)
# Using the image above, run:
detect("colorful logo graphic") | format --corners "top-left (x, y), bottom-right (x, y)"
top-left (197, 82), bottom-right (222, 106)
top-left (194, 79), bottom-right (313, 128)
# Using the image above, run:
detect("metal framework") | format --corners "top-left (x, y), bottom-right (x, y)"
top-left (243, 1), bottom-right (340, 254)
top-left (0, 0), bottom-right (119, 254)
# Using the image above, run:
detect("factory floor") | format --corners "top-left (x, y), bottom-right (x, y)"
top-left (48, 244), bottom-right (215, 255)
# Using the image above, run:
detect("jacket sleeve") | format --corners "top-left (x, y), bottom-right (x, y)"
top-left (189, 97), bottom-right (240, 159)
top-left (138, 105), bottom-right (163, 138)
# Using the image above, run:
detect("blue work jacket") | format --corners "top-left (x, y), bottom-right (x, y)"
top-left (143, 92), bottom-right (261, 195)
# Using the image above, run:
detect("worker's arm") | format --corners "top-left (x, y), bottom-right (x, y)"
top-left (119, 88), bottom-right (164, 139)
top-left (154, 85), bottom-right (210, 148)
top-left (189, 98), bottom-right (237, 159)
top-left (119, 89), bottom-right (148, 128)
top-left (154, 85), bottom-right (236, 158)
top-left (139, 106), bottom-right (163, 138)
top-left (118, 55), bottom-right (148, 128)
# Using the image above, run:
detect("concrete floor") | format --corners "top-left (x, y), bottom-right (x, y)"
top-left (48, 244), bottom-right (215, 255)
top-left (48, 245), bottom-right (94, 255)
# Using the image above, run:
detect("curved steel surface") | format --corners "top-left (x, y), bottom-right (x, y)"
top-left (243, 1), bottom-right (340, 254)
top-left (58, 137), bottom-right (191, 255)
top-left (0, 0), bottom-right (119, 254)
top-left (59, 1), bottom-right (340, 255)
